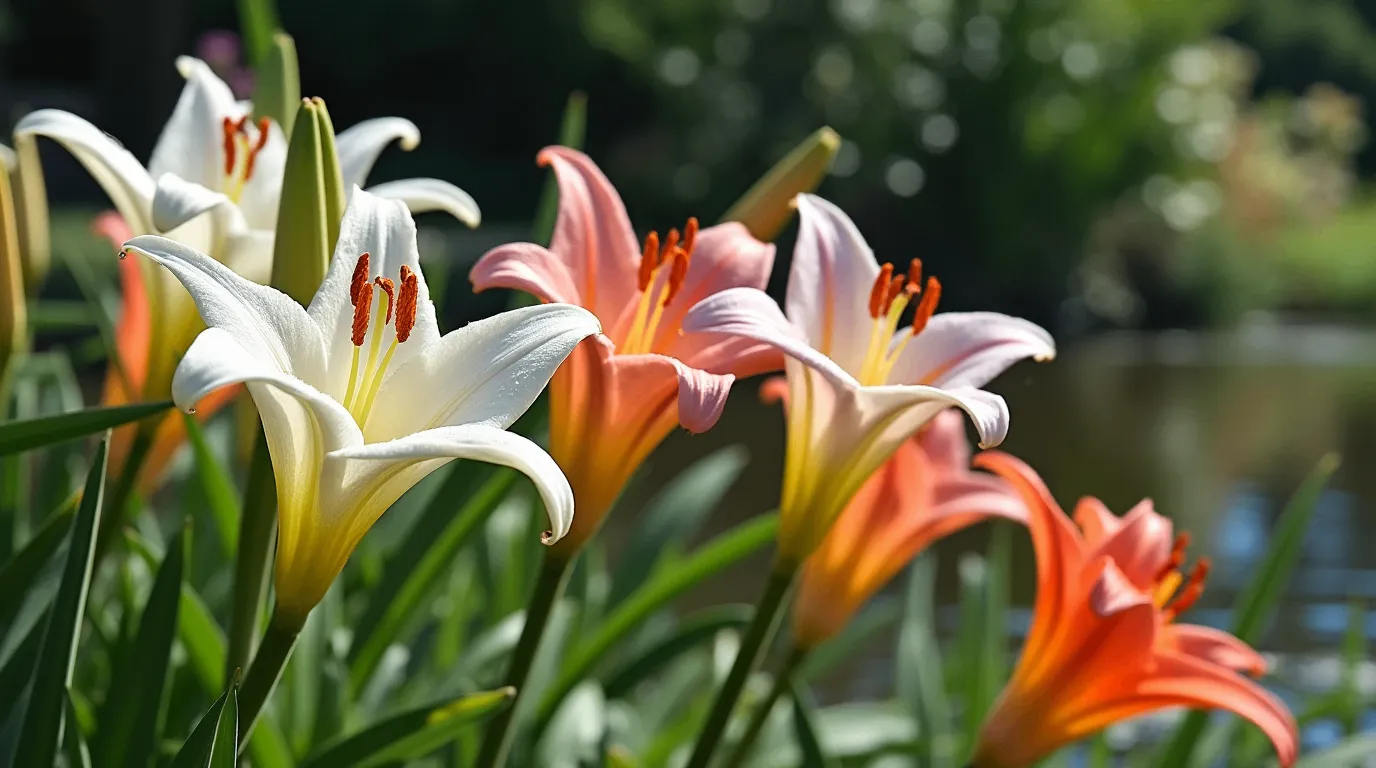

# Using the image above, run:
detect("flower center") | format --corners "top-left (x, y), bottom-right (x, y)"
top-left (619, 217), bottom-right (698, 355)
top-left (856, 260), bottom-right (941, 386)
top-left (221, 116), bottom-right (271, 203)
top-left (1151, 533), bottom-right (1211, 622)
top-left (342, 252), bottom-right (419, 425)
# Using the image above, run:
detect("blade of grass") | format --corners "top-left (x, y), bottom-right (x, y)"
top-left (0, 503), bottom-right (74, 626)
top-left (169, 685), bottom-right (230, 768)
top-left (11, 437), bottom-right (106, 767)
top-left (209, 680), bottom-right (240, 768)
top-left (532, 514), bottom-right (778, 733)
top-left (0, 401), bottom-right (171, 456)
top-left (899, 554), bottom-right (955, 768)
top-left (63, 692), bottom-right (93, 768)
top-left (790, 683), bottom-right (836, 768)
top-left (183, 414), bottom-right (240, 557)
top-left (1155, 453), bottom-right (1339, 767)
top-left (300, 688), bottom-right (515, 768)
top-left (348, 465), bottom-right (513, 694)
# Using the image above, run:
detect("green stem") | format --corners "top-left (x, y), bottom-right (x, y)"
top-left (684, 565), bottom-right (797, 768)
top-left (720, 644), bottom-right (809, 768)
top-left (93, 419), bottom-right (155, 562)
top-left (237, 610), bottom-right (300, 750)
top-left (227, 428), bottom-right (277, 683)
top-left (474, 551), bottom-right (575, 768)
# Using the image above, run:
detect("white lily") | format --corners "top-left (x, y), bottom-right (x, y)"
top-left (684, 194), bottom-right (1055, 566)
top-left (122, 189), bottom-right (600, 625)
top-left (14, 55), bottom-right (477, 401)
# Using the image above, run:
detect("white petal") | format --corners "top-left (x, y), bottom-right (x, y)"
top-left (786, 194), bottom-right (881, 377)
top-left (307, 188), bottom-right (438, 397)
top-left (683, 286), bottom-right (858, 388)
top-left (889, 312), bottom-right (1056, 389)
top-left (13, 110), bottom-right (155, 233)
top-left (236, 120), bottom-right (289, 231)
top-left (366, 178), bottom-right (481, 228)
top-left (365, 303), bottom-right (601, 441)
top-left (330, 424), bottom-right (575, 543)
top-left (221, 228), bottom-right (276, 286)
top-left (335, 117), bottom-right (420, 189)
top-left (148, 57), bottom-right (242, 186)
top-left (151, 173), bottom-right (233, 233)
top-left (121, 234), bottom-right (327, 384)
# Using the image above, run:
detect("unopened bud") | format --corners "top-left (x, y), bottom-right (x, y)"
top-left (252, 32), bottom-right (301, 136)
top-left (723, 127), bottom-right (841, 241)
top-left (270, 98), bottom-right (345, 306)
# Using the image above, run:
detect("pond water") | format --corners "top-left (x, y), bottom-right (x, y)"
top-left (617, 323), bottom-right (1376, 711)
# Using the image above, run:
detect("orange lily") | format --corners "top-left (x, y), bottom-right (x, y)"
top-left (970, 451), bottom-right (1299, 768)
top-left (95, 212), bottom-right (238, 494)
top-left (471, 147), bottom-right (777, 553)
top-left (791, 409), bottom-right (1025, 649)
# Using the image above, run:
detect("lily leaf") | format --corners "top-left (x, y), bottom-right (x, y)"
top-left (0, 504), bottom-right (74, 628)
top-left (0, 401), bottom-right (171, 457)
top-left (11, 437), bottom-right (106, 767)
top-left (602, 604), bottom-right (752, 700)
top-left (169, 685), bottom-right (230, 768)
top-left (183, 414), bottom-right (240, 558)
top-left (299, 688), bottom-right (515, 768)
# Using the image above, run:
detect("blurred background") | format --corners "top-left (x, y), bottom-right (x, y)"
top-left (4, 0), bottom-right (1375, 745)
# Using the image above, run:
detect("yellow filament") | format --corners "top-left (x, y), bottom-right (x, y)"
top-left (355, 340), bottom-right (399, 429)
top-left (1154, 571), bottom-right (1184, 607)
top-left (857, 294), bottom-right (912, 386)
top-left (225, 134), bottom-right (251, 202)
top-left (343, 346), bottom-right (363, 412)
top-left (621, 278), bottom-right (660, 355)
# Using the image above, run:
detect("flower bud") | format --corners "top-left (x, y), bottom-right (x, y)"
top-left (722, 127), bottom-right (841, 242)
top-left (0, 157), bottom-right (28, 386)
top-left (270, 98), bottom-right (345, 306)
top-left (252, 32), bottom-right (301, 136)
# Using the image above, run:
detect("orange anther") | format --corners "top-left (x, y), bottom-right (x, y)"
top-left (638, 231), bottom-right (661, 291)
top-left (243, 118), bottom-right (272, 181)
top-left (910, 276), bottom-right (942, 335)
top-left (907, 259), bottom-right (922, 290)
top-left (396, 265), bottom-right (419, 343)
top-left (351, 282), bottom-right (373, 347)
top-left (683, 217), bottom-right (699, 255)
top-left (662, 247), bottom-right (691, 307)
top-left (1157, 533), bottom-right (1191, 581)
top-left (222, 117), bottom-right (238, 176)
top-left (350, 253), bottom-right (371, 306)
top-left (661, 228), bottom-right (680, 261)
top-left (881, 275), bottom-right (905, 315)
top-left (374, 277), bottom-right (396, 325)
top-left (1163, 558), bottom-right (1210, 621)
top-left (868, 263), bottom-right (894, 318)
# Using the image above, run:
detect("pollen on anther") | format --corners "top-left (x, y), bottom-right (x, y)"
top-left (910, 276), bottom-right (941, 335)
top-left (663, 247), bottom-right (691, 307)
top-left (868, 263), bottom-right (894, 318)
top-left (661, 228), bottom-right (680, 260)
top-left (350, 253), bottom-right (371, 306)
top-left (638, 231), bottom-right (660, 291)
top-left (683, 217), bottom-right (699, 255)
top-left (396, 265), bottom-right (419, 343)
top-left (351, 282), bottom-right (373, 347)
top-left (243, 118), bottom-right (272, 180)
top-left (881, 275), bottom-right (905, 315)
top-left (375, 277), bottom-right (397, 324)
top-left (907, 259), bottom-right (923, 291)
top-left (221, 117), bottom-right (237, 176)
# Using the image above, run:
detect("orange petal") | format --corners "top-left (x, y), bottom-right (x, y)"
top-left (1085, 499), bottom-right (1174, 591)
top-left (1160, 623), bottom-right (1268, 677)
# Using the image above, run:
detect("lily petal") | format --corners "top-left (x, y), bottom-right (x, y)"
top-left (14, 110), bottom-right (155, 232)
top-left (335, 117), bottom-right (420, 189)
top-left (236, 121), bottom-right (288, 231)
top-left (308, 188), bottom-right (439, 398)
top-left (889, 312), bottom-right (1056, 389)
top-left (666, 358), bottom-right (735, 434)
top-left (472, 242), bottom-right (583, 305)
top-left (151, 173), bottom-right (233, 233)
top-left (365, 303), bottom-right (601, 441)
top-left (1073, 497), bottom-right (1123, 547)
top-left (148, 57), bottom-right (242, 187)
top-left (538, 146), bottom-right (641, 322)
top-left (787, 194), bottom-right (881, 376)
top-left (1086, 500), bottom-right (1173, 591)
top-left (366, 178), bottom-right (481, 228)
top-left (121, 234), bottom-right (327, 383)
top-left (1161, 624), bottom-right (1268, 677)
top-left (331, 423), bottom-right (575, 544)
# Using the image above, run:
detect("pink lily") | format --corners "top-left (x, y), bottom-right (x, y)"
top-left (471, 147), bottom-right (777, 552)
top-left (684, 194), bottom-right (1054, 566)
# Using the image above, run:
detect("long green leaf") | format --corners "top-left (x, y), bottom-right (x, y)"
top-left (94, 524), bottom-right (186, 766)
top-left (235, 0), bottom-right (280, 66)
top-left (602, 604), bottom-right (752, 699)
top-left (169, 687), bottom-right (230, 768)
top-left (12, 437), bottom-right (106, 767)
top-left (790, 683), bottom-right (835, 768)
top-left (209, 682), bottom-right (239, 768)
top-left (63, 692), bottom-right (93, 768)
top-left (1155, 454), bottom-right (1339, 767)
top-left (0, 504), bottom-right (73, 626)
top-left (348, 465), bottom-right (513, 693)
top-left (183, 414), bottom-right (240, 557)
top-left (0, 619), bottom-right (43, 729)
top-left (899, 554), bottom-right (955, 768)
top-left (0, 401), bottom-right (171, 456)
top-left (299, 688), bottom-right (515, 768)
top-left (608, 446), bottom-right (749, 606)
top-left (534, 514), bottom-right (778, 730)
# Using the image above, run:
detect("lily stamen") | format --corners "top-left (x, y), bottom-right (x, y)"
top-left (220, 116), bottom-right (273, 202)
top-left (623, 217), bottom-right (699, 354)
top-left (857, 261), bottom-right (941, 385)
top-left (1161, 558), bottom-right (1211, 622)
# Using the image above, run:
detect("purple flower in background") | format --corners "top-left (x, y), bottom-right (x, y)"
top-left (196, 30), bottom-right (254, 99)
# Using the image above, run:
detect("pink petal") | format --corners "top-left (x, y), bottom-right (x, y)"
top-left (538, 147), bottom-right (640, 321)
top-left (471, 242), bottom-right (583, 306)
top-left (786, 194), bottom-right (881, 376)
top-left (760, 375), bottom-right (789, 406)
top-left (916, 409), bottom-right (973, 473)
top-left (889, 311), bottom-right (1055, 388)
top-left (1161, 624), bottom-right (1268, 677)
top-left (651, 222), bottom-right (775, 352)
top-left (668, 358), bottom-right (735, 434)
top-left (1073, 497), bottom-right (1123, 546)
top-left (1086, 500), bottom-right (1173, 591)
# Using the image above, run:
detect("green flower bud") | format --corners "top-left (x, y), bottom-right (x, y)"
top-left (723, 127), bottom-right (841, 242)
top-left (0, 160), bottom-right (28, 388)
top-left (270, 98), bottom-right (345, 307)
top-left (252, 31), bottom-right (301, 136)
